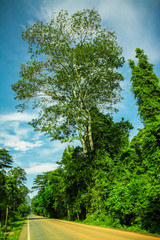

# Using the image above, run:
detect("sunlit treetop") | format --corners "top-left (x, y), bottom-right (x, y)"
top-left (12, 9), bottom-right (125, 154)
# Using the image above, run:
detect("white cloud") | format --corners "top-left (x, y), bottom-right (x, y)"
top-left (98, 0), bottom-right (160, 63)
top-left (0, 112), bottom-right (43, 151)
top-left (11, 139), bottom-right (70, 171)
top-left (33, 0), bottom-right (160, 63)
top-left (0, 112), bottom-right (37, 122)
top-left (37, 0), bottom-right (96, 20)
top-left (52, 141), bottom-right (68, 153)
top-left (0, 131), bottom-right (43, 151)
top-left (25, 162), bottom-right (58, 174)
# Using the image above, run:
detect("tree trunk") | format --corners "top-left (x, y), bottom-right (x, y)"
top-left (80, 138), bottom-right (88, 154)
top-left (5, 206), bottom-right (8, 231)
top-left (67, 204), bottom-right (71, 219)
top-left (77, 115), bottom-right (88, 154)
top-left (88, 112), bottom-right (94, 151)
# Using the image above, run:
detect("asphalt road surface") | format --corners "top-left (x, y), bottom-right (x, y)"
top-left (18, 214), bottom-right (160, 240)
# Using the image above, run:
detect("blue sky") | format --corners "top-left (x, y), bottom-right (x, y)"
top-left (0, 0), bottom-right (160, 197)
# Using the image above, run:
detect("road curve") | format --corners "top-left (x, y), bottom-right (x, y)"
top-left (19, 214), bottom-right (160, 240)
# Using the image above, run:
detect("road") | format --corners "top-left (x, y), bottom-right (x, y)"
top-left (19, 214), bottom-right (160, 240)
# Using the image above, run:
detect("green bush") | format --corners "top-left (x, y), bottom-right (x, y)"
top-left (0, 229), bottom-right (7, 240)
top-left (84, 211), bottom-right (121, 228)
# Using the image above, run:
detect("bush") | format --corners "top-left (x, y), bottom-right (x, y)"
top-left (84, 211), bottom-right (121, 228)
top-left (0, 228), bottom-right (7, 240)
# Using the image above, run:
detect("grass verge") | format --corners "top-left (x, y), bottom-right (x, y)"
top-left (6, 216), bottom-right (26, 240)
top-left (61, 217), bottom-right (160, 237)
top-left (79, 219), bottom-right (160, 237)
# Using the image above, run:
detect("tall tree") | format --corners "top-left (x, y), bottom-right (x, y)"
top-left (8, 167), bottom-right (27, 187)
top-left (32, 169), bottom-right (66, 218)
top-left (128, 48), bottom-right (160, 164)
top-left (60, 146), bottom-right (91, 219)
top-left (128, 48), bottom-right (160, 123)
top-left (128, 48), bottom-right (160, 234)
top-left (0, 148), bottom-right (13, 169)
top-left (90, 108), bottom-right (133, 159)
top-left (12, 9), bottom-right (125, 154)
top-left (0, 164), bottom-right (29, 232)
top-left (6, 167), bottom-right (28, 212)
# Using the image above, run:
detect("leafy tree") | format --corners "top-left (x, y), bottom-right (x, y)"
top-left (32, 169), bottom-right (66, 218)
top-left (46, 169), bottom-right (66, 218)
top-left (31, 112), bottom-right (134, 222)
top-left (60, 146), bottom-right (91, 220)
top-left (129, 48), bottom-right (160, 174)
top-left (0, 148), bottom-right (13, 225)
top-left (8, 167), bottom-right (26, 187)
top-left (0, 148), bottom-right (13, 169)
top-left (0, 165), bottom-right (29, 231)
top-left (128, 49), bottom-right (160, 234)
top-left (90, 108), bottom-right (133, 159)
top-left (12, 9), bottom-right (125, 154)
top-left (32, 172), bottom-right (49, 191)
top-left (18, 203), bottom-right (30, 217)
top-left (128, 48), bottom-right (160, 123)
top-left (89, 150), bottom-right (115, 214)
top-left (31, 195), bottom-right (45, 216)
top-left (0, 171), bottom-right (8, 227)
top-left (5, 168), bottom-right (28, 216)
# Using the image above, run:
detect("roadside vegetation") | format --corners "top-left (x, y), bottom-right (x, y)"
top-left (5, 215), bottom-right (26, 240)
top-left (0, 148), bottom-right (30, 239)
top-left (1, 8), bottom-right (159, 238)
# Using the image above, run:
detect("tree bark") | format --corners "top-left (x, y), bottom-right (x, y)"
top-left (5, 206), bottom-right (8, 231)
top-left (88, 112), bottom-right (94, 151)
top-left (67, 204), bottom-right (71, 219)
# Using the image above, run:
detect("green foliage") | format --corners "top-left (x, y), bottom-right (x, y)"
top-left (7, 216), bottom-right (26, 240)
top-left (60, 146), bottom-right (91, 219)
top-left (18, 203), bottom-right (30, 217)
top-left (12, 9), bottom-right (125, 153)
top-left (0, 150), bottom-right (29, 234)
top-left (31, 110), bottom-right (134, 223)
top-left (32, 168), bottom-right (66, 218)
top-left (91, 107), bottom-right (133, 158)
top-left (127, 48), bottom-right (160, 234)
top-left (128, 48), bottom-right (160, 123)
top-left (84, 211), bottom-right (120, 228)
top-left (31, 49), bottom-right (160, 236)
top-left (0, 148), bottom-right (13, 169)
top-left (0, 229), bottom-right (7, 240)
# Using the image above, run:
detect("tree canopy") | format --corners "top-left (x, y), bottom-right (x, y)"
top-left (31, 49), bottom-right (160, 235)
top-left (0, 148), bottom-right (13, 169)
top-left (128, 48), bottom-right (160, 123)
top-left (0, 149), bottom-right (30, 234)
top-left (9, 6), bottom-right (160, 236)
top-left (12, 9), bottom-right (125, 154)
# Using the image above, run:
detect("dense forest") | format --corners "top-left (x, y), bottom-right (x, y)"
top-left (0, 148), bottom-right (30, 237)
top-left (31, 57), bottom-right (160, 232)
top-left (2, 9), bottom-right (160, 236)
top-left (30, 45), bottom-right (160, 234)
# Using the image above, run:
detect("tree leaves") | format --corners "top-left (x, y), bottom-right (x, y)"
top-left (0, 148), bottom-right (13, 169)
top-left (12, 9), bottom-right (125, 153)
top-left (128, 48), bottom-right (160, 123)
top-left (0, 150), bottom-right (29, 228)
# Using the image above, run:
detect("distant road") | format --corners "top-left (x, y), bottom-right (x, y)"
top-left (19, 214), bottom-right (160, 240)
